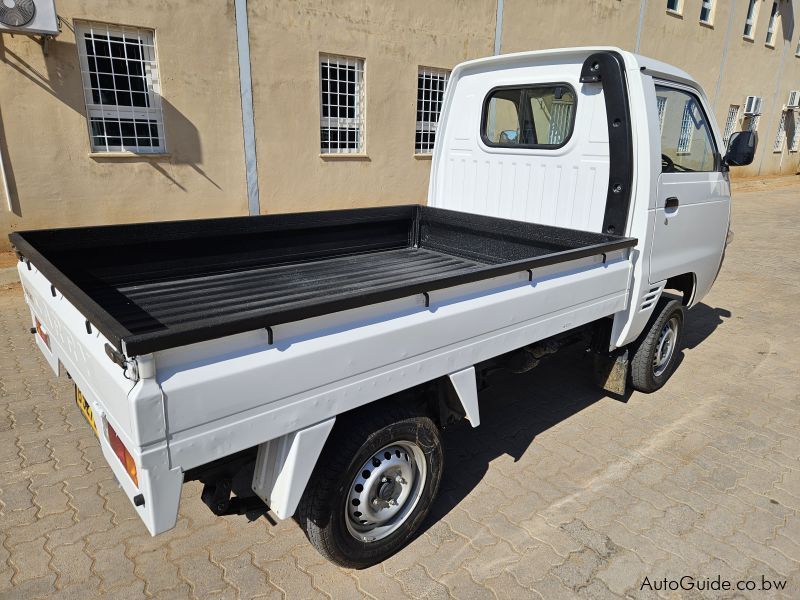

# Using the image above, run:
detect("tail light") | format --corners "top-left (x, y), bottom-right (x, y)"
top-left (35, 318), bottom-right (50, 349)
top-left (107, 423), bottom-right (138, 486)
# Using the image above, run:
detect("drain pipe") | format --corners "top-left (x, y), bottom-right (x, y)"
top-left (234, 0), bottom-right (261, 216)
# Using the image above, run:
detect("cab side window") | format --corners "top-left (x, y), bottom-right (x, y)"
top-left (656, 85), bottom-right (718, 172)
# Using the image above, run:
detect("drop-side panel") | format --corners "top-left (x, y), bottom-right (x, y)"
top-left (161, 254), bottom-right (631, 470)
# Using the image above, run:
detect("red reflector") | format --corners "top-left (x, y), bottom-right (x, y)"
top-left (107, 423), bottom-right (138, 486)
top-left (35, 318), bottom-right (50, 349)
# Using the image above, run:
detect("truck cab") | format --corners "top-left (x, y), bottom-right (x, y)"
top-left (430, 47), bottom-right (749, 350)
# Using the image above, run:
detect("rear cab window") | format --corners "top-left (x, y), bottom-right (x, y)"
top-left (482, 84), bottom-right (577, 148)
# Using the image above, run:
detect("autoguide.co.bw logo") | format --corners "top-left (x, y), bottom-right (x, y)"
top-left (640, 574), bottom-right (787, 593)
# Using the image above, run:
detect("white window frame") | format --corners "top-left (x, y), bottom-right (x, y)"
top-left (677, 100), bottom-right (694, 155)
top-left (415, 67), bottom-right (450, 155)
top-left (666, 0), bottom-right (682, 15)
top-left (319, 54), bottom-right (365, 155)
top-left (75, 21), bottom-right (165, 154)
top-left (656, 95), bottom-right (668, 133)
top-left (765, 1), bottom-right (779, 47)
top-left (700, 0), bottom-right (714, 25)
top-left (743, 0), bottom-right (760, 39)
top-left (773, 110), bottom-right (787, 152)
top-left (722, 105), bottom-right (740, 146)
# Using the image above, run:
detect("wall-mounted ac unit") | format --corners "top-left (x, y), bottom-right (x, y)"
top-left (743, 96), bottom-right (763, 116)
top-left (788, 91), bottom-right (800, 110)
top-left (0, 0), bottom-right (59, 36)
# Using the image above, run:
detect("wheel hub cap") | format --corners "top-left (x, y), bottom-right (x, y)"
top-left (345, 441), bottom-right (426, 542)
top-left (653, 316), bottom-right (679, 377)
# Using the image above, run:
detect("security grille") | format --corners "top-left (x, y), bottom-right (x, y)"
top-left (677, 100), bottom-right (694, 154)
top-left (743, 114), bottom-right (760, 132)
top-left (789, 113), bottom-right (800, 152)
top-left (773, 110), bottom-right (787, 152)
top-left (656, 96), bottom-right (667, 133)
top-left (548, 99), bottom-right (574, 145)
top-left (700, 0), bottom-right (713, 23)
top-left (722, 105), bottom-right (739, 146)
top-left (415, 67), bottom-right (449, 154)
top-left (320, 55), bottom-right (365, 154)
top-left (75, 22), bottom-right (165, 153)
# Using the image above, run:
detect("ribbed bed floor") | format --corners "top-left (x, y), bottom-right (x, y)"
top-left (98, 248), bottom-right (487, 334)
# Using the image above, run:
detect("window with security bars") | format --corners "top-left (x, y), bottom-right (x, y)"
top-left (656, 96), bottom-right (668, 133)
top-left (677, 100), bottom-right (694, 154)
top-left (320, 55), bottom-right (365, 154)
top-left (773, 110), bottom-right (787, 152)
top-left (743, 114), bottom-right (760, 132)
top-left (722, 105), bottom-right (740, 146)
top-left (700, 0), bottom-right (714, 24)
top-left (548, 100), bottom-right (573, 144)
top-left (789, 113), bottom-right (800, 152)
top-left (743, 0), bottom-right (759, 38)
top-left (75, 22), bottom-right (165, 153)
top-left (765, 1), bottom-right (779, 46)
top-left (415, 67), bottom-right (449, 154)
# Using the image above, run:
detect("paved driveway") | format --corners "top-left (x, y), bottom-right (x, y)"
top-left (1, 179), bottom-right (799, 599)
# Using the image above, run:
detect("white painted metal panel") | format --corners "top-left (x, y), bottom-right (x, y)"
top-left (252, 418), bottom-right (336, 519)
top-left (160, 255), bottom-right (631, 470)
top-left (17, 264), bottom-right (136, 434)
top-left (430, 50), bottom-right (610, 233)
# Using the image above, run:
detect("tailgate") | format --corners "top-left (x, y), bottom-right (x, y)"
top-left (17, 260), bottom-right (184, 535)
top-left (18, 261), bottom-right (137, 429)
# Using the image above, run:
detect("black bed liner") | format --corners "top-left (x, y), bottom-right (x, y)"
top-left (10, 205), bottom-right (636, 356)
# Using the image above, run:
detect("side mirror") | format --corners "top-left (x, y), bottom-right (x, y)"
top-left (725, 130), bottom-right (757, 167)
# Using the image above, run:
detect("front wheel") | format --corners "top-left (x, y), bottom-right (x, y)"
top-left (295, 405), bottom-right (443, 569)
top-left (629, 297), bottom-right (686, 393)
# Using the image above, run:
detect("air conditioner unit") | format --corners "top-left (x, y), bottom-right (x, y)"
top-left (743, 95), bottom-right (763, 116)
top-left (788, 91), bottom-right (800, 110)
top-left (0, 0), bottom-right (59, 36)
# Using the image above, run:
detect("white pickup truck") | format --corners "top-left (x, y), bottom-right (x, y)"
top-left (10, 47), bottom-right (755, 568)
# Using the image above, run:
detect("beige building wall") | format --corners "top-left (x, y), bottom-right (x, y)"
top-left (1, 0), bottom-right (798, 250)
top-left (0, 0), bottom-right (248, 250)
top-left (501, 0), bottom-right (640, 51)
top-left (246, 0), bottom-right (495, 215)
top-left (502, 0), bottom-right (800, 178)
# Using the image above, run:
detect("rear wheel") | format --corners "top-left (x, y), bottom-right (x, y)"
top-left (630, 297), bottom-right (686, 393)
top-left (295, 405), bottom-right (443, 569)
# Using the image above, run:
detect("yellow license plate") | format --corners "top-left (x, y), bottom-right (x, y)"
top-left (75, 386), bottom-right (98, 437)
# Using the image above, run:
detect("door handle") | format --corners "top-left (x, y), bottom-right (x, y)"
top-left (665, 197), bottom-right (680, 210)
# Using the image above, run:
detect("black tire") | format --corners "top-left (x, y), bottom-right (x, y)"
top-left (294, 404), bottom-right (443, 569)
top-left (629, 297), bottom-right (686, 393)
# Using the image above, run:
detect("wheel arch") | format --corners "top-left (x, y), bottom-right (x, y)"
top-left (664, 272), bottom-right (696, 306)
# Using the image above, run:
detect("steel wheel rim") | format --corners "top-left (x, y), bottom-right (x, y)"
top-left (345, 441), bottom-right (427, 543)
top-left (653, 316), bottom-right (679, 377)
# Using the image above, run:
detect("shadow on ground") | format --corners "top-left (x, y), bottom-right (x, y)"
top-left (419, 301), bottom-right (731, 536)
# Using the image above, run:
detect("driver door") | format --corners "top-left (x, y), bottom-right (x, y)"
top-left (649, 83), bottom-right (730, 299)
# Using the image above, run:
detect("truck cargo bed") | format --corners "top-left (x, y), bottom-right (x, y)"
top-left (10, 205), bottom-right (635, 355)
